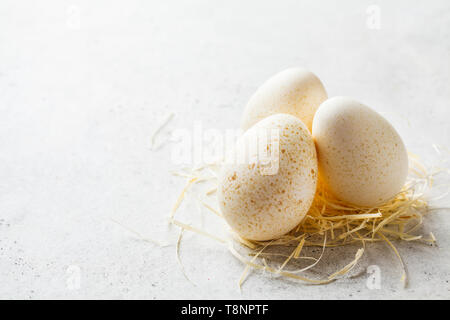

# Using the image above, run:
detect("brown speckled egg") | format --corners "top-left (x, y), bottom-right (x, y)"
top-left (312, 97), bottom-right (409, 207)
top-left (219, 114), bottom-right (318, 241)
top-left (241, 68), bottom-right (327, 132)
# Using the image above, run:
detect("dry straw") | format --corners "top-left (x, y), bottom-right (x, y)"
top-left (169, 151), bottom-right (448, 289)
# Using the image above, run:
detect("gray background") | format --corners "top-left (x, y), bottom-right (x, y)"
top-left (0, 0), bottom-right (449, 299)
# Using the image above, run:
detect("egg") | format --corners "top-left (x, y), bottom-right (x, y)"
top-left (219, 114), bottom-right (318, 241)
top-left (312, 97), bottom-right (409, 207)
top-left (241, 68), bottom-right (328, 132)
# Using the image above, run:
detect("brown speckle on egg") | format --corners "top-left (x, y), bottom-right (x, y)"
top-left (218, 114), bottom-right (318, 241)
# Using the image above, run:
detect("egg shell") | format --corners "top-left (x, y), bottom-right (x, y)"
top-left (241, 68), bottom-right (327, 132)
top-left (312, 97), bottom-right (409, 207)
top-left (219, 114), bottom-right (318, 241)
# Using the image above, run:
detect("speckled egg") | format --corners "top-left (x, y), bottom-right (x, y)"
top-left (219, 114), bottom-right (318, 241)
top-left (312, 97), bottom-right (409, 207)
top-left (241, 68), bottom-right (328, 132)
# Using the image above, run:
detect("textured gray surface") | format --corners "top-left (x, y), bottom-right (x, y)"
top-left (0, 0), bottom-right (449, 299)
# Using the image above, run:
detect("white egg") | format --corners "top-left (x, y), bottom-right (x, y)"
top-left (312, 97), bottom-right (409, 207)
top-left (241, 68), bottom-right (327, 132)
top-left (219, 114), bottom-right (318, 241)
